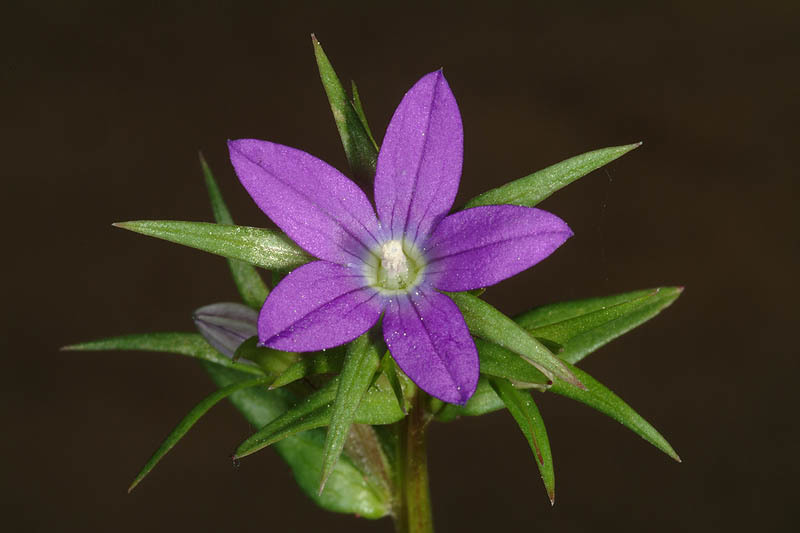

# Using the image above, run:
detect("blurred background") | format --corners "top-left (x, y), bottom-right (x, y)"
top-left (3, 1), bottom-right (798, 531)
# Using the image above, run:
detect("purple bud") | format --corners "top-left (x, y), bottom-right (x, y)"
top-left (193, 302), bottom-right (258, 358)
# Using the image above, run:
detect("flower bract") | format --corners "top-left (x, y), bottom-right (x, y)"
top-left (228, 71), bottom-right (572, 404)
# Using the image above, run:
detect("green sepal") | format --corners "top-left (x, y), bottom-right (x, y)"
top-left (465, 143), bottom-right (641, 208)
top-left (128, 376), bottom-right (272, 492)
top-left (270, 347), bottom-right (346, 389)
top-left (520, 287), bottom-right (684, 364)
top-left (113, 220), bottom-right (312, 271)
top-left (489, 378), bottom-right (555, 504)
top-left (236, 368), bottom-right (405, 460)
top-left (199, 152), bottom-right (269, 309)
top-left (379, 352), bottom-right (408, 414)
top-left (234, 377), bottom-right (339, 459)
top-left (449, 292), bottom-right (583, 388)
top-left (205, 363), bottom-right (389, 518)
top-left (312, 35), bottom-right (378, 181)
top-left (62, 332), bottom-right (264, 376)
top-left (550, 363), bottom-right (680, 462)
top-left (233, 337), bottom-right (299, 376)
top-left (435, 377), bottom-right (504, 421)
top-left (351, 80), bottom-right (379, 149)
top-left (320, 333), bottom-right (382, 493)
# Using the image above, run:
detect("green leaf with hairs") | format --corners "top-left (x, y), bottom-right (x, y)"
top-left (113, 220), bottom-right (312, 271)
top-left (199, 152), bottom-right (269, 309)
top-left (489, 377), bottom-right (555, 504)
top-left (550, 363), bottom-right (680, 462)
top-left (519, 287), bottom-right (684, 365)
top-left (465, 143), bottom-right (641, 208)
top-left (61, 332), bottom-right (264, 376)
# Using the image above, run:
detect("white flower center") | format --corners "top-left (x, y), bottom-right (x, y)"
top-left (365, 239), bottom-right (426, 293)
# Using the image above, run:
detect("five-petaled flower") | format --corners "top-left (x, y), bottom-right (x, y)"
top-left (228, 71), bottom-right (572, 404)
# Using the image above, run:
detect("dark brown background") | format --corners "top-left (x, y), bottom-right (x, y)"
top-left (4, 1), bottom-right (798, 531)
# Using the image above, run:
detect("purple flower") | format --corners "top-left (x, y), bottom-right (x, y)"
top-left (228, 71), bottom-right (572, 404)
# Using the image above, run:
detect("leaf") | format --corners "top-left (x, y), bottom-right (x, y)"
top-left (113, 220), bottom-right (312, 271)
top-left (320, 334), bottom-right (382, 493)
top-left (128, 376), bottom-right (271, 492)
top-left (205, 363), bottom-right (389, 518)
top-left (489, 378), bottom-right (555, 504)
top-left (550, 362), bottom-right (680, 462)
top-left (70, 333), bottom-right (388, 515)
top-left (465, 143), bottom-right (641, 208)
top-left (476, 338), bottom-right (549, 388)
top-left (449, 292), bottom-right (583, 389)
top-left (270, 347), bottom-right (346, 389)
top-left (312, 34), bottom-right (378, 181)
top-left (520, 287), bottom-right (683, 365)
top-left (62, 332), bottom-right (264, 376)
top-left (435, 377), bottom-right (505, 421)
top-left (199, 152), bottom-right (269, 309)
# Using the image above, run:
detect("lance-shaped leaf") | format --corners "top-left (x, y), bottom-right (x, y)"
top-left (519, 287), bottom-right (684, 365)
top-left (476, 338), bottom-right (549, 388)
top-left (62, 332), bottom-right (264, 376)
top-left (312, 34), bottom-right (378, 181)
top-left (128, 376), bottom-right (272, 492)
top-left (193, 303), bottom-right (258, 358)
top-left (69, 333), bottom-right (389, 515)
top-left (449, 292), bottom-right (583, 389)
top-left (436, 377), bottom-right (505, 421)
top-left (199, 152), bottom-right (269, 308)
top-left (550, 362), bottom-right (680, 462)
top-left (205, 363), bottom-right (389, 518)
top-left (270, 347), bottom-right (346, 389)
top-left (320, 333), bottom-right (382, 493)
top-left (489, 377), bottom-right (555, 504)
top-left (465, 143), bottom-right (641, 208)
top-left (113, 220), bottom-right (312, 271)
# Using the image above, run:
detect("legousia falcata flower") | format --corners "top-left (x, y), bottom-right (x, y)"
top-left (227, 70), bottom-right (573, 404)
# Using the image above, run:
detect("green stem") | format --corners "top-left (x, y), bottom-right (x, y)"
top-left (393, 390), bottom-right (434, 533)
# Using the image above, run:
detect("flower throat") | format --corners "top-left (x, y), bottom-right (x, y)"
top-left (374, 240), bottom-right (424, 291)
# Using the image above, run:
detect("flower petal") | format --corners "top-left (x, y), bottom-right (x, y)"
top-left (383, 289), bottom-right (478, 404)
top-left (259, 261), bottom-right (382, 351)
top-left (229, 139), bottom-right (381, 265)
top-left (424, 205), bottom-right (573, 291)
top-left (374, 71), bottom-right (463, 244)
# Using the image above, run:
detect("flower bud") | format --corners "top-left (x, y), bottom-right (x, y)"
top-left (193, 302), bottom-right (258, 358)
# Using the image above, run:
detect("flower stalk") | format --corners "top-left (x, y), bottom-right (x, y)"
top-left (393, 389), bottom-right (434, 533)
